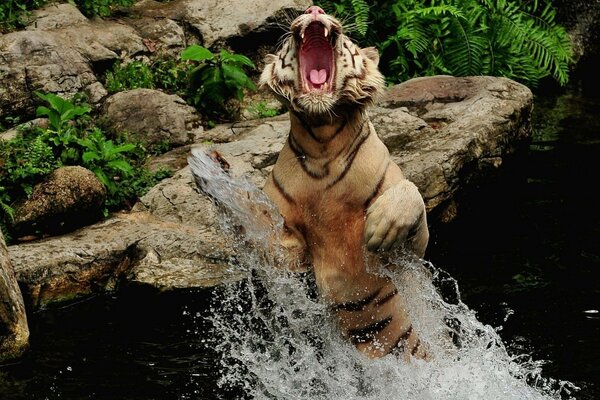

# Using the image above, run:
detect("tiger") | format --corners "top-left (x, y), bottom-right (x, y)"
top-left (192, 5), bottom-right (430, 360)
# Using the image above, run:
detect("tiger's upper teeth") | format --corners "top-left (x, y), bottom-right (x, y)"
top-left (324, 28), bottom-right (329, 37)
top-left (301, 32), bottom-right (305, 40)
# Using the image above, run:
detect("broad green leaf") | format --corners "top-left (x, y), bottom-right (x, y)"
top-left (222, 64), bottom-right (256, 91)
top-left (181, 45), bottom-right (214, 62)
top-left (220, 50), bottom-right (255, 68)
top-left (107, 159), bottom-right (133, 174)
top-left (111, 143), bottom-right (137, 154)
top-left (35, 106), bottom-right (53, 118)
top-left (82, 151), bottom-right (100, 162)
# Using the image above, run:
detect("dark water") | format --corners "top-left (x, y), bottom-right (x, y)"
top-left (428, 84), bottom-right (600, 399)
top-left (0, 85), bottom-right (598, 399)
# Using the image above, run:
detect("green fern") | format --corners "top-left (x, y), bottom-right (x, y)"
top-left (350, 0), bottom-right (370, 36)
top-left (321, 0), bottom-right (370, 37)
top-left (324, 0), bottom-right (573, 88)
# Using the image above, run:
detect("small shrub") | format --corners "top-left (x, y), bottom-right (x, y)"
top-left (246, 101), bottom-right (282, 119)
top-left (104, 57), bottom-right (193, 95)
top-left (0, 0), bottom-right (46, 33)
top-left (0, 92), bottom-right (172, 241)
top-left (73, 0), bottom-right (136, 17)
top-left (105, 61), bottom-right (156, 93)
top-left (150, 57), bottom-right (193, 94)
top-left (181, 45), bottom-right (256, 121)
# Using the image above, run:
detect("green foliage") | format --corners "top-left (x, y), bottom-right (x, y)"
top-left (35, 91), bottom-right (91, 131)
top-left (323, 0), bottom-right (370, 37)
top-left (150, 57), bottom-right (193, 93)
top-left (73, 0), bottom-right (136, 17)
top-left (0, 0), bottom-right (46, 33)
top-left (181, 45), bottom-right (257, 121)
top-left (0, 92), bottom-right (172, 240)
top-left (78, 128), bottom-right (136, 195)
top-left (105, 61), bottom-right (156, 93)
top-left (246, 101), bottom-right (282, 119)
top-left (104, 58), bottom-right (192, 95)
top-left (322, 0), bottom-right (574, 88)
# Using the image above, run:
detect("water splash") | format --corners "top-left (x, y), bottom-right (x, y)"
top-left (188, 147), bottom-right (579, 400)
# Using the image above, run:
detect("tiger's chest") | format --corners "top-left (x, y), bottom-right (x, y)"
top-left (265, 124), bottom-right (390, 246)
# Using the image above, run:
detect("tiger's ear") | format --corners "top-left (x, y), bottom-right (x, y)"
top-left (264, 54), bottom-right (277, 64)
top-left (361, 47), bottom-right (380, 67)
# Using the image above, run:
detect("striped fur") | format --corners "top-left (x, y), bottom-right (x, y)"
top-left (259, 7), bottom-right (430, 359)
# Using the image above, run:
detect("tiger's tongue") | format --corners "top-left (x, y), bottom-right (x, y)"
top-left (310, 69), bottom-right (327, 84)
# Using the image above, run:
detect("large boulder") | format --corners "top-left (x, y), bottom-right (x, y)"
top-left (12, 166), bottom-right (107, 239)
top-left (129, 0), bottom-right (312, 48)
top-left (0, 231), bottom-right (29, 362)
top-left (8, 76), bottom-right (534, 309)
top-left (377, 75), bottom-right (533, 220)
top-left (9, 211), bottom-right (238, 308)
top-left (102, 89), bottom-right (203, 150)
top-left (0, 30), bottom-right (101, 118)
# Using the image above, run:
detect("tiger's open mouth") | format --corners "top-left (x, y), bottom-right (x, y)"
top-left (298, 21), bottom-right (335, 93)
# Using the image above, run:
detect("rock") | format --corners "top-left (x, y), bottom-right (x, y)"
top-left (8, 75), bottom-right (534, 309)
top-left (129, 0), bottom-right (311, 48)
top-left (0, 30), bottom-right (101, 117)
top-left (102, 89), bottom-right (202, 151)
top-left (125, 17), bottom-right (186, 57)
top-left (12, 166), bottom-right (107, 238)
top-left (133, 167), bottom-right (221, 229)
top-left (377, 76), bottom-right (533, 219)
top-left (0, 231), bottom-right (29, 362)
top-left (0, 118), bottom-right (49, 142)
top-left (9, 210), bottom-right (238, 308)
top-left (26, 3), bottom-right (88, 31)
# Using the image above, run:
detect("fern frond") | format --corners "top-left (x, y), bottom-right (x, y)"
top-left (487, 0), bottom-right (573, 86)
top-left (350, 0), bottom-right (370, 37)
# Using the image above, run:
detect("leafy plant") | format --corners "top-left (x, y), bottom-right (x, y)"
top-left (73, 0), bottom-right (136, 17)
top-left (35, 92), bottom-right (91, 164)
top-left (105, 61), bottom-right (156, 93)
top-left (181, 45), bottom-right (257, 120)
top-left (35, 92), bottom-right (91, 131)
top-left (150, 57), bottom-right (193, 93)
top-left (0, 0), bottom-right (46, 33)
top-left (0, 92), bottom-right (172, 241)
top-left (323, 0), bottom-right (371, 37)
top-left (246, 101), bottom-right (282, 119)
top-left (104, 58), bottom-right (193, 95)
top-left (322, 0), bottom-right (574, 88)
top-left (78, 128), bottom-right (136, 196)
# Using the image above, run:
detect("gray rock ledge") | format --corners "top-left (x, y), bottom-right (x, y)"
top-left (8, 75), bottom-right (533, 310)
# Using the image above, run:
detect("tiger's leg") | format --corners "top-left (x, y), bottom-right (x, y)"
top-left (317, 266), bottom-right (427, 360)
top-left (364, 179), bottom-right (429, 257)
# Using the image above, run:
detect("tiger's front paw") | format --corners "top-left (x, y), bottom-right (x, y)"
top-left (364, 180), bottom-right (429, 257)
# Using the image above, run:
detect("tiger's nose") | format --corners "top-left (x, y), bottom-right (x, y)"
top-left (305, 6), bottom-right (325, 19)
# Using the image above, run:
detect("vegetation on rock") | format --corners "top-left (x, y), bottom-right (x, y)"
top-left (0, 0), bottom-right (137, 32)
top-left (0, 92), bottom-right (171, 242)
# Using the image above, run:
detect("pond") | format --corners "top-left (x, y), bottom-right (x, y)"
top-left (0, 81), bottom-right (598, 400)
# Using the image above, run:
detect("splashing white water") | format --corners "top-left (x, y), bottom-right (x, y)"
top-left (188, 147), bottom-right (578, 400)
